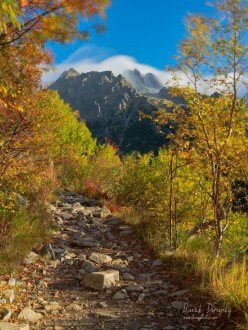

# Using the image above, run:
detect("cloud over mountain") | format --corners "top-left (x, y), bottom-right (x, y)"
top-left (43, 44), bottom-right (179, 87)
top-left (43, 44), bottom-right (247, 97)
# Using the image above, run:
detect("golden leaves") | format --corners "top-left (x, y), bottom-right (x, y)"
top-left (0, 1), bottom-right (20, 33)
top-left (20, 0), bottom-right (28, 8)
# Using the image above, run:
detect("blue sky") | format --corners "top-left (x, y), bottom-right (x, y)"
top-left (45, 0), bottom-right (213, 83)
top-left (52, 0), bottom-right (211, 68)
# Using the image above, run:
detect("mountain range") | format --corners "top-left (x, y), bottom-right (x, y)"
top-left (49, 68), bottom-right (179, 153)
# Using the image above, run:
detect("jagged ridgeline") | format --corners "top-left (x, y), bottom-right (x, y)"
top-left (49, 68), bottom-right (180, 153)
top-left (122, 68), bottom-right (163, 94)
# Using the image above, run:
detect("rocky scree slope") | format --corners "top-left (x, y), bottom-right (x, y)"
top-left (0, 192), bottom-right (234, 330)
top-left (49, 69), bottom-right (170, 154)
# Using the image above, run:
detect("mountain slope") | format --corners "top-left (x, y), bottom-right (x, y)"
top-left (50, 69), bottom-right (168, 153)
top-left (153, 87), bottom-right (186, 104)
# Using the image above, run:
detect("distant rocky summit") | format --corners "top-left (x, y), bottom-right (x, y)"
top-left (50, 69), bottom-right (174, 153)
top-left (123, 69), bottom-right (163, 94)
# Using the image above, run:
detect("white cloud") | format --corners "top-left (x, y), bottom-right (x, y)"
top-left (62, 44), bottom-right (113, 64)
top-left (42, 44), bottom-right (184, 87)
top-left (42, 44), bottom-right (247, 97)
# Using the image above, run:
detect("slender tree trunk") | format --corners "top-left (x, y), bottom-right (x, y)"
top-left (212, 163), bottom-right (224, 256)
top-left (174, 196), bottom-right (178, 249)
top-left (169, 153), bottom-right (173, 249)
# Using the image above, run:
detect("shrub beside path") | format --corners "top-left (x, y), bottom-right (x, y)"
top-left (0, 192), bottom-right (234, 329)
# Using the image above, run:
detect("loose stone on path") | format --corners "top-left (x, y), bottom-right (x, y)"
top-left (81, 269), bottom-right (119, 290)
top-left (18, 307), bottom-right (43, 323)
top-left (89, 252), bottom-right (112, 264)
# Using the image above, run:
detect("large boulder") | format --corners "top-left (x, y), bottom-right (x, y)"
top-left (81, 269), bottom-right (119, 290)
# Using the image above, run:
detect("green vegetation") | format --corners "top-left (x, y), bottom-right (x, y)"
top-left (0, 204), bottom-right (51, 273)
top-left (79, 147), bottom-right (248, 326)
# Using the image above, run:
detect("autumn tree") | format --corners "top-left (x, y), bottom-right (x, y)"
top-left (0, 0), bottom-right (109, 210)
top-left (0, 89), bottom-right (96, 209)
top-left (0, 0), bottom-right (109, 113)
top-left (0, 0), bottom-right (109, 46)
top-left (157, 0), bottom-right (248, 255)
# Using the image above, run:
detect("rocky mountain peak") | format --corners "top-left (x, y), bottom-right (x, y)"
top-left (59, 68), bottom-right (80, 79)
top-left (49, 69), bottom-right (167, 153)
top-left (123, 69), bottom-right (163, 94)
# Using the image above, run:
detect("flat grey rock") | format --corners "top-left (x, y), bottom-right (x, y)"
top-left (74, 239), bottom-right (99, 248)
top-left (168, 289), bottom-right (190, 297)
top-left (153, 289), bottom-right (168, 295)
top-left (170, 300), bottom-right (185, 311)
top-left (82, 260), bottom-right (97, 273)
top-left (122, 273), bottom-right (135, 281)
top-left (89, 252), bottom-right (112, 264)
top-left (152, 259), bottom-right (163, 266)
top-left (112, 289), bottom-right (128, 300)
top-left (125, 284), bottom-right (144, 292)
top-left (59, 212), bottom-right (74, 220)
top-left (139, 273), bottom-right (154, 279)
top-left (97, 301), bottom-right (108, 308)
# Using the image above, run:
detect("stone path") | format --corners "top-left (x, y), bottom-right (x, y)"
top-left (0, 192), bottom-right (234, 329)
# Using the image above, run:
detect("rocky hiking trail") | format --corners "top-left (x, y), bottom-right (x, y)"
top-left (0, 192), bottom-right (234, 330)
